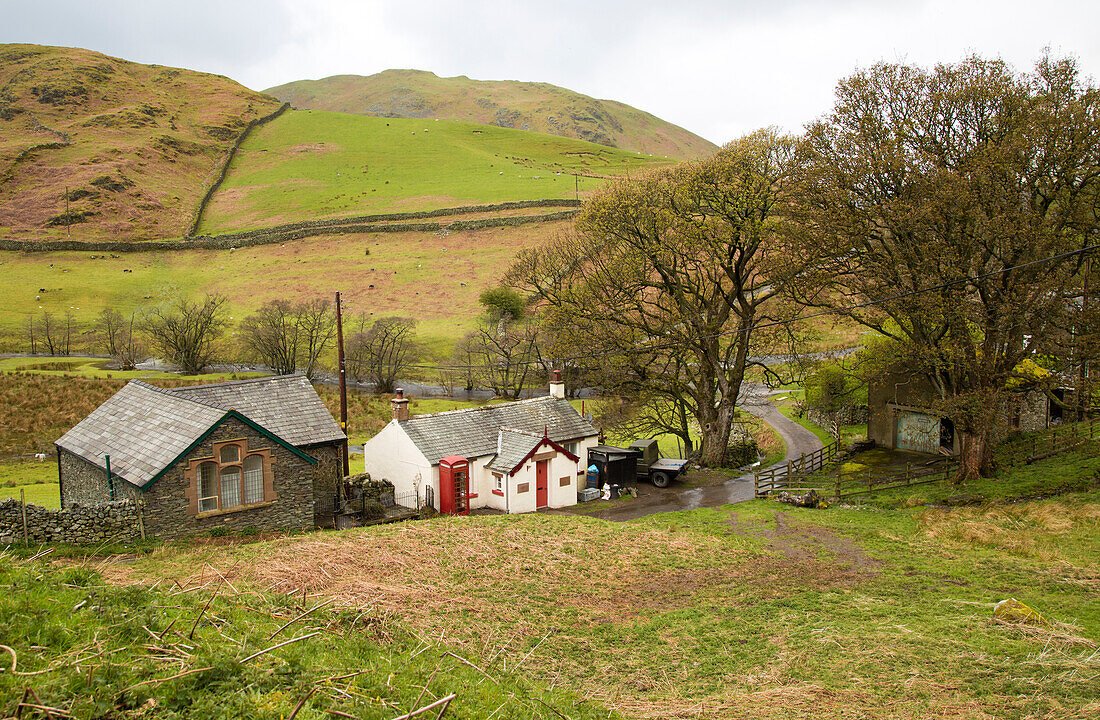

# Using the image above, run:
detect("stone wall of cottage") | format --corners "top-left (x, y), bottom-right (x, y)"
top-left (140, 416), bottom-right (316, 541)
top-left (59, 450), bottom-right (116, 507)
top-left (307, 442), bottom-right (344, 528)
top-left (0, 499), bottom-right (141, 545)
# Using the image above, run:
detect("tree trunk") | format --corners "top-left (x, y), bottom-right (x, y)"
top-left (954, 425), bottom-right (995, 484)
top-left (698, 401), bottom-right (737, 467)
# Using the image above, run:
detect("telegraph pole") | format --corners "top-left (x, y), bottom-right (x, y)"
top-left (335, 291), bottom-right (350, 477)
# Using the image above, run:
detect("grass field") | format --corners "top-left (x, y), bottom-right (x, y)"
top-left (24, 445), bottom-right (1090, 719)
top-left (201, 110), bottom-right (674, 233)
top-left (0, 218), bottom-right (576, 354)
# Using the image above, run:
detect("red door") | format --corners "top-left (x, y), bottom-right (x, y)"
top-left (536, 460), bottom-right (549, 508)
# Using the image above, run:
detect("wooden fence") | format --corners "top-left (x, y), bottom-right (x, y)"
top-left (755, 416), bottom-right (1100, 501)
top-left (753, 439), bottom-right (845, 496)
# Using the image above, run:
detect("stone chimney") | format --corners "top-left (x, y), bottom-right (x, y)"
top-left (549, 369), bottom-right (566, 399)
top-left (391, 388), bottom-right (410, 422)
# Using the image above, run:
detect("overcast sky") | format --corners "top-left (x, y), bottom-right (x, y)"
top-left (5, 0), bottom-right (1098, 145)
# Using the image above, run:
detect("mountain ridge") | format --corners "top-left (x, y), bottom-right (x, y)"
top-left (265, 69), bottom-right (717, 160)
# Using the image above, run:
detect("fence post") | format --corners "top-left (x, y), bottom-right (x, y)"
top-left (20, 489), bottom-right (28, 546)
top-left (905, 462), bottom-right (911, 486)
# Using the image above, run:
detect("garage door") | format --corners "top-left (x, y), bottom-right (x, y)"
top-left (896, 411), bottom-right (940, 454)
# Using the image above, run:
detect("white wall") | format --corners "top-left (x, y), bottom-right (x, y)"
top-left (361, 421), bottom-right (432, 506)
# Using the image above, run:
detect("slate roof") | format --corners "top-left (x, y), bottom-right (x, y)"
top-left (486, 428), bottom-right (543, 474)
top-left (171, 375), bottom-right (344, 447)
top-left (400, 396), bottom-right (597, 465)
top-left (56, 376), bottom-right (345, 488)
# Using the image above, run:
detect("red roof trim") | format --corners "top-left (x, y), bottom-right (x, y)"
top-left (508, 437), bottom-right (579, 477)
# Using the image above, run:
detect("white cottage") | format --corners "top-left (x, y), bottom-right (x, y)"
top-left (362, 373), bottom-right (599, 514)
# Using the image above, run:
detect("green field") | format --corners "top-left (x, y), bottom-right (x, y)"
top-left (3, 445), bottom-right (1093, 719)
top-left (201, 110), bottom-right (672, 233)
top-left (0, 219), bottom-right (569, 353)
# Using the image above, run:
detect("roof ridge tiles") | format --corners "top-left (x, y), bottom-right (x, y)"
top-left (402, 395), bottom-right (557, 422)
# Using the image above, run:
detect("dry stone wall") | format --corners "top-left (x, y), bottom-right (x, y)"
top-left (0, 498), bottom-right (141, 545)
top-left (0, 199), bottom-right (581, 253)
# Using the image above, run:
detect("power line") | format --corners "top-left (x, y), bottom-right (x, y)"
top-left (403, 242), bottom-right (1100, 373)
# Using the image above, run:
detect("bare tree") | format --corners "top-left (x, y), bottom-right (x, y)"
top-left (96, 307), bottom-right (142, 369)
top-left (465, 315), bottom-right (539, 400)
top-left (24, 314), bottom-right (37, 355)
top-left (143, 294), bottom-right (229, 374)
top-left (297, 298), bottom-right (336, 380)
top-left (62, 309), bottom-right (78, 356)
top-left (238, 299), bottom-right (336, 379)
top-left (793, 55), bottom-right (1100, 480)
top-left (346, 316), bottom-right (419, 393)
top-left (40, 311), bottom-right (58, 356)
top-left (239, 300), bottom-right (300, 376)
top-left (508, 130), bottom-right (806, 466)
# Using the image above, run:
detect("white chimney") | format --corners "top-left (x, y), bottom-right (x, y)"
top-left (549, 369), bottom-right (566, 399)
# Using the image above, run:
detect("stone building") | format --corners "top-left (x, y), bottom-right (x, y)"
top-left (55, 376), bottom-right (346, 540)
top-left (868, 371), bottom-right (1064, 455)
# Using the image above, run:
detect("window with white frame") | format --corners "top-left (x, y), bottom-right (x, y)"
top-left (243, 455), bottom-right (264, 505)
top-left (565, 442), bottom-right (579, 456)
top-left (494, 474), bottom-right (503, 491)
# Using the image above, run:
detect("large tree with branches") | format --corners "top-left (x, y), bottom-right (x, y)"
top-left (142, 294), bottom-right (229, 374)
top-left (793, 55), bottom-right (1100, 481)
top-left (508, 130), bottom-right (806, 466)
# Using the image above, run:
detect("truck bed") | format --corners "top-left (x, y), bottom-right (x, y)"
top-left (650, 458), bottom-right (689, 474)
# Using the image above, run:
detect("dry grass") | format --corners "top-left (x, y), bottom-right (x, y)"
top-left (0, 373), bottom-right (122, 455)
top-left (918, 499), bottom-right (1100, 563)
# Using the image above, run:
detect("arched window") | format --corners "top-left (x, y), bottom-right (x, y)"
top-left (198, 461), bottom-right (218, 512)
top-left (191, 441), bottom-right (271, 515)
top-left (220, 445), bottom-right (240, 463)
top-left (243, 455), bottom-right (264, 505)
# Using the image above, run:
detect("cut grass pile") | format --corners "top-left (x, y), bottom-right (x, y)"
top-left (96, 447), bottom-right (1100, 719)
top-left (202, 109), bottom-right (672, 233)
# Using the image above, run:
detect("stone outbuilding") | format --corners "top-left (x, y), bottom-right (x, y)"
top-left (868, 370), bottom-right (1068, 455)
top-left (55, 376), bottom-right (346, 540)
top-left (362, 373), bottom-right (599, 514)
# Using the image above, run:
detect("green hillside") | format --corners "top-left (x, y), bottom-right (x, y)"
top-left (199, 108), bottom-right (674, 233)
top-left (266, 69), bottom-right (718, 160)
top-left (0, 43), bottom-right (281, 241)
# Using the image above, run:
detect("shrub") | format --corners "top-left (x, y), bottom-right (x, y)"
top-left (209, 526), bottom-right (229, 537)
top-left (362, 500), bottom-right (386, 521)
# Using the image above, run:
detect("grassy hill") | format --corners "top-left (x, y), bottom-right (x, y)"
top-left (198, 108), bottom-right (673, 233)
top-left (0, 43), bottom-right (281, 241)
top-left (4, 445), bottom-right (1096, 718)
top-left (266, 69), bottom-right (718, 160)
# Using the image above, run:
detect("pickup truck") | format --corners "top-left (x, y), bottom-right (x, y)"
top-left (588, 439), bottom-right (689, 489)
top-left (627, 439), bottom-right (689, 487)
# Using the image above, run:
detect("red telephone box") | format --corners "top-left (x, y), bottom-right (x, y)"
top-left (438, 456), bottom-right (470, 516)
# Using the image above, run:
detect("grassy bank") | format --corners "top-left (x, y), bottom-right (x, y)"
top-left (66, 445), bottom-right (1098, 719)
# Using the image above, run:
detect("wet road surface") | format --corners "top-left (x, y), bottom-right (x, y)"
top-left (573, 384), bottom-right (824, 522)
